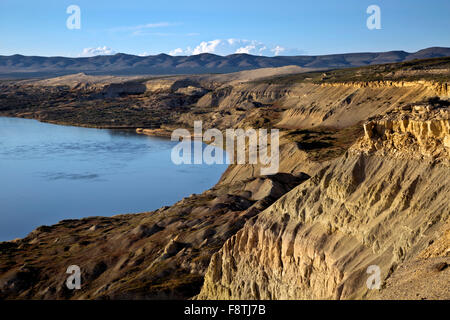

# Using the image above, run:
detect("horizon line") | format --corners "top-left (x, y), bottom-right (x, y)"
top-left (1, 46), bottom-right (449, 59)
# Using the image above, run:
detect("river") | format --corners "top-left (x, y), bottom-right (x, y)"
top-left (0, 117), bottom-right (227, 241)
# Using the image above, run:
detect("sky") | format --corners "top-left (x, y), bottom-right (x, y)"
top-left (0, 0), bottom-right (449, 57)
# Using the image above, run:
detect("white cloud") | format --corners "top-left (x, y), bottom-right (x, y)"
top-left (271, 45), bottom-right (286, 56)
top-left (110, 22), bottom-right (199, 38)
top-left (169, 39), bottom-right (297, 56)
top-left (192, 39), bottom-right (222, 55)
top-left (110, 22), bottom-right (177, 32)
top-left (169, 48), bottom-right (184, 56)
top-left (131, 22), bottom-right (173, 29)
top-left (235, 45), bottom-right (255, 54)
top-left (132, 31), bottom-right (176, 37)
top-left (78, 46), bottom-right (116, 57)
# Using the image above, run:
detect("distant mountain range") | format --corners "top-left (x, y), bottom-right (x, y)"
top-left (1, 47), bottom-right (450, 78)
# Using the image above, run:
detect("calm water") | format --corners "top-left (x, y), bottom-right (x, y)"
top-left (0, 117), bottom-right (227, 241)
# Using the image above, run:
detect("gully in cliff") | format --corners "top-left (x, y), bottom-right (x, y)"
top-left (171, 121), bottom-right (280, 175)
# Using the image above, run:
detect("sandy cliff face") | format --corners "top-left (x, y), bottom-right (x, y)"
top-left (359, 103), bottom-right (450, 162)
top-left (198, 105), bottom-right (450, 300)
top-left (0, 172), bottom-right (310, 299)
top-left (322, 80), bottom-right (449, 96)
top-left (192, 80), bottom-right (448, 131)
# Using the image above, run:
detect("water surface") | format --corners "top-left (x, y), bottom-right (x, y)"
top-left (0, 117), bottom-right (227, 241)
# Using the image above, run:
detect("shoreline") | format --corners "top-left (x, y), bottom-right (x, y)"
top-left (0, 115), bottom-right (174, 137)
top-left (0, 116), bottom-right (230, 244)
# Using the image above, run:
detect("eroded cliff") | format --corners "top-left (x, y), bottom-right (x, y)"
top-left (198, 103), bottom-right (450, 300)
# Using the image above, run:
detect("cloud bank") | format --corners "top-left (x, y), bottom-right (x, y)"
top-left (79, 46), bottom-right (116, 57)
top-left (77, 40), bottom-right (302, 58)
top-left (169, 39), bottom-right (302, 56)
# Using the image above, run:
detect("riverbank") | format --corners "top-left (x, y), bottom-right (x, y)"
top-left (0, 116), bottom-right (228, 242)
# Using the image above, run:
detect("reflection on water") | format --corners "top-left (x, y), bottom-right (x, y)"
top-left (0, 117), bottom-right (227, 241)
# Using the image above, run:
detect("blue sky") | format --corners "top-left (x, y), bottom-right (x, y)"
top-left (0, 0), bottom-right (449, 57)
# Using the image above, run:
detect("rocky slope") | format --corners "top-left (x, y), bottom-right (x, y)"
top-left (0, 57), bottom-right (449, 299)
top-left (0, 172), bottom-right (309, 299)
top-left (197, 103), bottom-right (450, 300)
